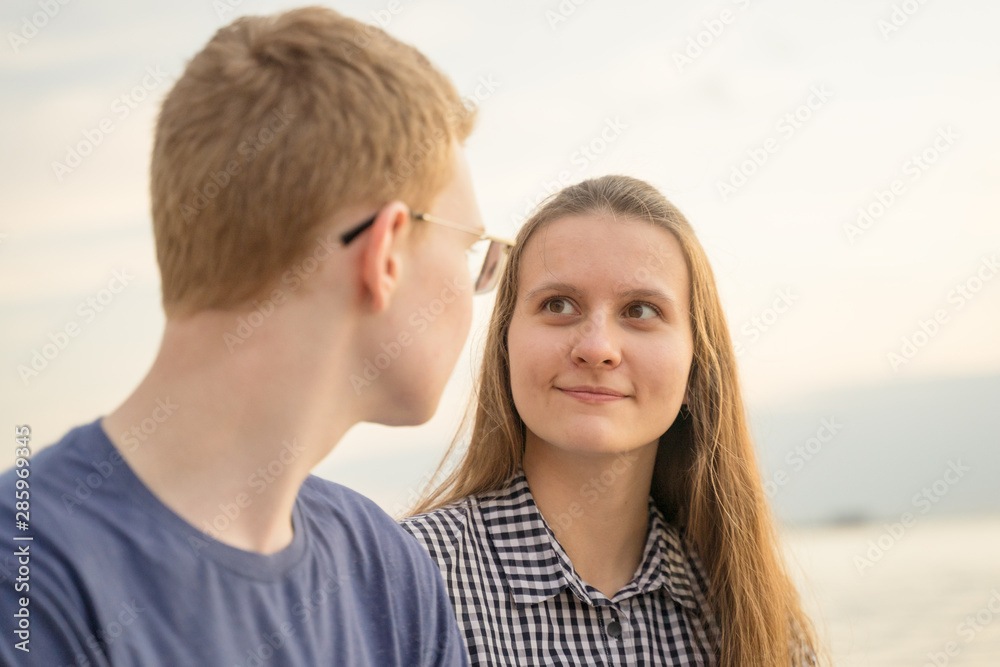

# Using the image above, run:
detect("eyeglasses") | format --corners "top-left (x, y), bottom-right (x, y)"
top-left (339, 211), bottom-right (514, 295)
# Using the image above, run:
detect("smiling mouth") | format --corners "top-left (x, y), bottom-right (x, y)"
top-left (556, 386), bottom-right (629, 403)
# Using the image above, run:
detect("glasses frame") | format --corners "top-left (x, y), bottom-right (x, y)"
top-left (339, 210), bottom-right (514, 295)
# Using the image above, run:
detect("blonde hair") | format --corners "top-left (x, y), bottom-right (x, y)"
top-left (151, 6), bottom-right (476, 316)
top-left (411, 175), bottom-right (824, 666)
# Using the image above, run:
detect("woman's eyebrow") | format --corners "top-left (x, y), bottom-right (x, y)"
top-left (523, 283), bottom-right (678, 308)
top-left (616, 287), bottom-right (678, 309)
top-left (523, 282), bottom-right (583, 301)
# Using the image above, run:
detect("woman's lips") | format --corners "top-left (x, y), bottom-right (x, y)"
top-left (557, 386), bottom-right (628, 404)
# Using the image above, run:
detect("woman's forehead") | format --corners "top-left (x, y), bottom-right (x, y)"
top-left (518, 215), bottom-right (689, 295)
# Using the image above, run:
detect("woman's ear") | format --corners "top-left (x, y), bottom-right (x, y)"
top-left (360, 202), bottom-right (411, 312)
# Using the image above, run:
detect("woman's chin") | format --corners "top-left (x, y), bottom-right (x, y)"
top-left (536, 431), bottom-right (640, 458)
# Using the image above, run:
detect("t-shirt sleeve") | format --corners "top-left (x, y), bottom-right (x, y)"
top-left (0, 576), bottom-right (109, 667)
top-left (410, 538), bottom-right (470, 667)
top-left (398, 509), bottom-right (471, 666)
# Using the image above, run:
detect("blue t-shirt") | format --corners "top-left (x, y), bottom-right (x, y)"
top-left (0, 419), bottom-right (469, 666)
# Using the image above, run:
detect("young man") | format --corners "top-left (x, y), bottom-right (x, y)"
top-left (0, 7), bottom-right (491, 665)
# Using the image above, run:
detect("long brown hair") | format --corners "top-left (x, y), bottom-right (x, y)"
top-left (410, 175), bottom-right (824, 666)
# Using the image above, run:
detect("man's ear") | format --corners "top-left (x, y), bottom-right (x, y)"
top-left (360, 202), bottom-right (411, 313)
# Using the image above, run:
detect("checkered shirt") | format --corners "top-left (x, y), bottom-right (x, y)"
top-left (400, 470), bottom-right (720, 666)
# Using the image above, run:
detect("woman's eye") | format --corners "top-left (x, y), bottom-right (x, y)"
top-left (625, 303), bottom-right (659, 320)
top-left (544, 298), bottom-right (577, 315)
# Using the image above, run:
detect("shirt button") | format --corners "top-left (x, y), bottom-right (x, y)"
top-left (606, 619), bottom-right (622, 639)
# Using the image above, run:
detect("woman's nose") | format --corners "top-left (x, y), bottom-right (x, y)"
top-left (569, 312), bottom-right (622, 368)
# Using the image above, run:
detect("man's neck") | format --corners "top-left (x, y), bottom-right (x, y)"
top-left (522, 437), bottom-right (658, 599)
top-left (102, 314), bottom-right (356, 555)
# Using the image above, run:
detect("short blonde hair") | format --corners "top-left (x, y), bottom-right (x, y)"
top-left (151, 6), bottom-right (476, 316)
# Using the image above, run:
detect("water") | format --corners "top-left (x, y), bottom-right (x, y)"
top-left (783, 514), bottom-right (1000, 665)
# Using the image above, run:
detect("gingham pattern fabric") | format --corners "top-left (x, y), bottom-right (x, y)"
top-left (401, 470), bottom-right (720, 666)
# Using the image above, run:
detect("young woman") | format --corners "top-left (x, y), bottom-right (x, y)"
top-left (401, 175), bottom-right (823, 666)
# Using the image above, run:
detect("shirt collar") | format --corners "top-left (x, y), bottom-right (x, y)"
top-left (478, 469), bottom-right (701, 611)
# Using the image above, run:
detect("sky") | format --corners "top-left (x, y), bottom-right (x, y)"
top-left (2, 0), bottom-right (998, 509)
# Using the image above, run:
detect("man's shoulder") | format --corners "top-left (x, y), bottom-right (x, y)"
top-left (1, 419), bottom-right (98, 479)
top-left (297, 475), bottom-right (435, 567)
top-left (298, 474), bottom-right (393, 524)
top-left (0, 419), bottom-right (107, 523)
top-left (0, 421), bottom-right (120, 630)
